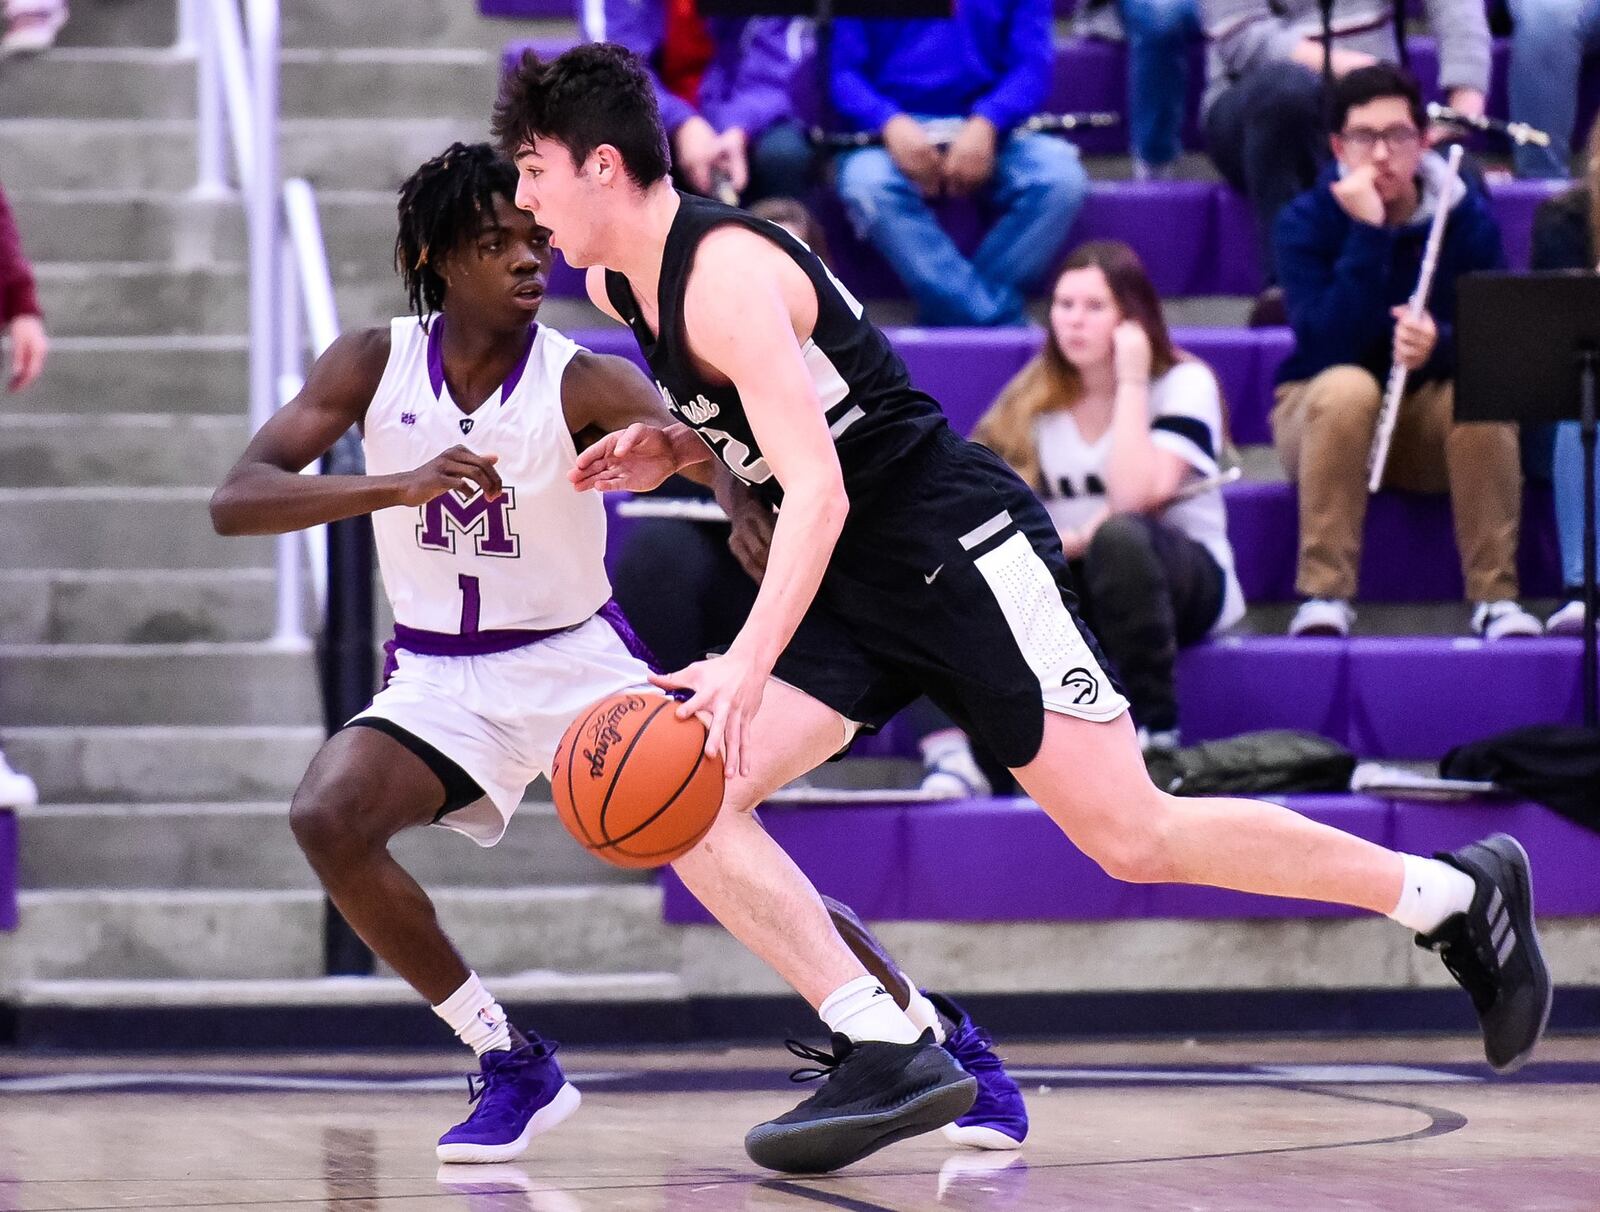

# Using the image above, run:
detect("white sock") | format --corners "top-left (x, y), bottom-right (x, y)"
top-left (1388, 854), bottom-right (1478, 934)
top-left (432, 971), bottom-right (513, 1055)
top-left (819, 975), bottom-right (921, 1044)
top-left (902, 985), bottom-right (948, 1044)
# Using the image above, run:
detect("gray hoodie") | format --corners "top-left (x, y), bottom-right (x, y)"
top-left (1199, 0), bottom-right (1490, 117)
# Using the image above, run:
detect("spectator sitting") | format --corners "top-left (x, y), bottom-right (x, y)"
top-left (1272, 65), bottom-right (1540, 641)
top-left (1497, 0), bottom-right (1600, 179)
top-left (1200, 0), bottom-right (1489, 322)
top-left (1526, 112), bottom-right (1600, 632)
top-left (0, 180), bottom-right (44, 809)
top-left (974, 240), bottom-right (1245, 752)
top-left (829, 0), bottom-right (1088, 327)
top-left (1, 0), bottom-right (66, 56)
top-left (1075, 0), bottom-right (1202, 180)
top-left (583, 2), bottom-right (813, 205)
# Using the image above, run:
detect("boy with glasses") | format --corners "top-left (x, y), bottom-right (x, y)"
top-left (1270, 64), bottom-right (1541, 641)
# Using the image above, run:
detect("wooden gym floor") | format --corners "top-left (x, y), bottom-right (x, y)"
top-left (2, 1035), bottom-right (1598, 1211)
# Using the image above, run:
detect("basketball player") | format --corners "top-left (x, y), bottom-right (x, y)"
top-left (210, 144), bottom-right (1017, 1170)
top-left (493, 42), bottom-right (1553, 1162)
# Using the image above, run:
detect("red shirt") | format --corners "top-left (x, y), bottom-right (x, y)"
top-left (0, 183), bottom-right (40, 323)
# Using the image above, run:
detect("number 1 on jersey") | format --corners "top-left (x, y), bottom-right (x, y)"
top-left (458, 573), bottom-right (481, 635)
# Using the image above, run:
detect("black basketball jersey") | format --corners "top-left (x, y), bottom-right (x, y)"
top-left (604, 193), bottom-right (948, 509)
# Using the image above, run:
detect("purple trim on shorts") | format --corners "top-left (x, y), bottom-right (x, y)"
top-left (378, 600), bottom-right (651, 687)
top-left (597, 599), bottom-right (661, 674)
top-left (426, 316), bottom-right (537, 402)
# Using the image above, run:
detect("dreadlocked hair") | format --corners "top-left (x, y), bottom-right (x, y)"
top-left (394, 142), bottom-right (519, 323)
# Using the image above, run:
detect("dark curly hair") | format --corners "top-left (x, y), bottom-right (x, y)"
top-left (492, 42), bottom-right (670, 188)
top-left (394, 142), bottom-right (519, 322)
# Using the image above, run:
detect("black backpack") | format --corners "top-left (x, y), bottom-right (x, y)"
top-left (1441, 724), bottom-right (1600, 833)
top-left (1149, 730), bottom-right (1357, 797)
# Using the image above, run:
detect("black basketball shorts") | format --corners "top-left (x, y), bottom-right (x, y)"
top-left (770, 426), bottom-right (1129, 769)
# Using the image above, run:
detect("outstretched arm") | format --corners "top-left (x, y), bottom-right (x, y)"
top-left (562, 349), bottom-right (714, 491)
top-left (209, 327), bottom-right (502, 536)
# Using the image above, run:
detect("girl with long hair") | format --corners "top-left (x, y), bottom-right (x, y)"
top-left (974, 240), bottom-right (1244, 749)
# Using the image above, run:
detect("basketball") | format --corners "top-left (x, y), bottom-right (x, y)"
top-left (551, 691), bottom-right (726, 869)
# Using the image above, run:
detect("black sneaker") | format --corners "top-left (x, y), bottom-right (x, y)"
top-left (1416, 833), bottom-right (1552, 1074)
top-left (744, 1030), bottom-right (978, 1173)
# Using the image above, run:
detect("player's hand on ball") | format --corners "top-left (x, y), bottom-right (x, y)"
top-left (569, 423), bottom-right (679, 493)
top-left (649, 651), bottom-right (766, 778)
top-left (395, 445), bottom-right (501, 505)
top-left (1391, 306), bottom-right (1437, 370)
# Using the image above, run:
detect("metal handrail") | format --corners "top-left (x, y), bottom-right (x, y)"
top-left (184, 0), bottom-right (344, 647)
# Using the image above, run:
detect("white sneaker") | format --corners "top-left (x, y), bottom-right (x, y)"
top-left (1137, 727), bottom-right (1181, 753)
top-left (0, 752), bottom-right (38, 809)
top-left (918, 749), bottom-right (991, 798)
top-left (1289, 598), bottom-right (1355, 637)
top-left (1471, 600), bottom-right (1543, 641)
top-left (0, 5), bottom-right (67, 56)
top-left (1546, 599), bottom-right (1588, 637)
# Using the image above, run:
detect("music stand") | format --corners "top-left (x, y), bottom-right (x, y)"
top-left (1456, 271), bottom-right (1599, 726)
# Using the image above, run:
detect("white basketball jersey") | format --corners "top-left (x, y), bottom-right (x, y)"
top-left (364, 317), bottom-right (611, 634)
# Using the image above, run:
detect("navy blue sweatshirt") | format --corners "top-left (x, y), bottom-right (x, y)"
top-left (1274, 154), bottom-right (1504, 388)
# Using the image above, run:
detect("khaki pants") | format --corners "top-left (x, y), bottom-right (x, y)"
top-left (1272, 365), bottom-right (1522, 603)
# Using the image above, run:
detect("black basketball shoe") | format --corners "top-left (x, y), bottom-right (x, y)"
top-left (744, 1030), bottom-right (978, 1173)
top-left (1416, 833), bottom-right (1552, 1074)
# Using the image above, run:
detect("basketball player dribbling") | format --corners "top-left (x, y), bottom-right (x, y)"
top-left (210, 144), bottom-right (1022, 1171)
top-left (494, 42), bottom-right (1554, 1166)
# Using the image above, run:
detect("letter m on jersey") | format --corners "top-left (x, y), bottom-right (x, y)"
top-left (415, 487), bottom-right (520, 557)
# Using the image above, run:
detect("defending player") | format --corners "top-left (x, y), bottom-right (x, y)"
top-left (493, 44), bottom-right (1553, 1167)
top-left (211, 144), bottom-right (1019, 1170)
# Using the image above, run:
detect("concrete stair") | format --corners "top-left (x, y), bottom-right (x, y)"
top-left (0, 2), bottom-right (688, 1014)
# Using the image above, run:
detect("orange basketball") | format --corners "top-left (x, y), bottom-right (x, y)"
top-left (551, 691), bottom-right (726, 869)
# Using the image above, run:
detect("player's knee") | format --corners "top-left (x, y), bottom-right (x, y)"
top-left (288, 783), bottom-right (382, 870)
top-left (1084, 797), bottom-right (1178, 884)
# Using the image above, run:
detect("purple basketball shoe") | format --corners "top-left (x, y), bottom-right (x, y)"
top-left (926, 991), bottom-right (1028, 1149)
top-left (436, 1032), bottom-right (581, 1164)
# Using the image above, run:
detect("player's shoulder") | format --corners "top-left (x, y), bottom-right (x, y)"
top-left (307, 324), bottom-right (394, 401)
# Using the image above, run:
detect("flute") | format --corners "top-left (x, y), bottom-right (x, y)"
top-left (1367, 142), bottom-right (1464, 494)
top-left (811, 111), bottom-right (1120, 151)
top-left (1425, 102), bottom-right (1551, 149)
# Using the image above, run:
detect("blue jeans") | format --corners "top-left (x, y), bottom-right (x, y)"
top-left (1121, 0), bottom-right (1199, 170)
top-left (1507, 0), bottom-right (1600, 178)
top-left (1527, 421), bottom-right (1600, 592)
top-left (835, 133), bottom-right (1088, 326)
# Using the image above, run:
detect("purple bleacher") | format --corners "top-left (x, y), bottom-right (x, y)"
top-left (1177, 637), bottom-right (1350, 743)
top-left (1222, 480), bottom-right (1561, 604)
top-left (0, 809), bottom-right (15, 932)
top-left (1346, 638), bottom-right (1587, 758)
top-left (1177, 636), bottom-right (1584, 756)
top-left (542, 180), bottom-right (1558, 302)
top-left (659, 792), bottom-right (1600, 923)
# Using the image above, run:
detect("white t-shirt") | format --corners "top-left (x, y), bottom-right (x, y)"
top-left (1032, 360), bottom-right (1245, 633)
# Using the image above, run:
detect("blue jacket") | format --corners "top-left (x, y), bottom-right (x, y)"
top-left (830, 0), bottom-right (1052, 135)
top-left (1274, 155), bottom-right (1505, 388)
top-left (585, 4), bottom-right (805, 139)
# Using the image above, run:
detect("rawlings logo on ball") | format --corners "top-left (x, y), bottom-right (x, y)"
top-left (582, 695), bottom-right (648, 779)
